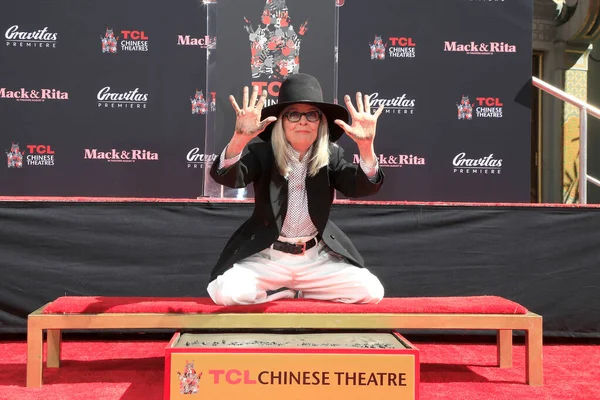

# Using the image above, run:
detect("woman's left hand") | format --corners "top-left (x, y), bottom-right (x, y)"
top-left (334, 92), bottom-right (384, 145)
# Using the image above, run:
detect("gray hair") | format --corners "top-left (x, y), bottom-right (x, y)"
top-left (271, 109), bottom-right (330, 178)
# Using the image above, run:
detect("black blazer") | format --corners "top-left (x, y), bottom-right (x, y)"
top-left (208, 141), bottom-right (384, 282)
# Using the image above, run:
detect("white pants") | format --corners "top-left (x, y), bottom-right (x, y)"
top-left (207, 236), bottom-right (384, 305)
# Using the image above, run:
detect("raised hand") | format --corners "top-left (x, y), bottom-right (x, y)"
top-left (334, 92), bottom-right (384, 145)
top-left (229, 85), bottom-right (277, 139)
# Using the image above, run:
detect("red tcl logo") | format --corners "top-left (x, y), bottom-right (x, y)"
top-left (121, 30), bottom-right (148, 40)
top-left (252, 81), bottom-right (281, 97)
top-left (27, 145), bottom-right (55, 154)
top-left (389, 37), bottom-right (416, 47)
top-left (476, 97), bottom-right (503, 107)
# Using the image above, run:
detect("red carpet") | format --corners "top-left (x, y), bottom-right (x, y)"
top-left (0, 339), bottom-right (598, 400)
top-left (42, 296), bottom-right (528, 314)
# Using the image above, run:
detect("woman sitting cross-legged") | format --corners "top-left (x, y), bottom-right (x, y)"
top-left (207, 73), bottom-right (386, 306)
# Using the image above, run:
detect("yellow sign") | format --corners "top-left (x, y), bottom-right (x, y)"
top-left (166, 351), bottom-right (417, 400)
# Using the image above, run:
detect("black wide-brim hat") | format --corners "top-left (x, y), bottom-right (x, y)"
top-left (259, 73), bottom-right (350, 142)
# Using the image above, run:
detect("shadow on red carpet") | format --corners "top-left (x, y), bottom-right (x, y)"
top-left (420, 363), bottom-right (524, 384)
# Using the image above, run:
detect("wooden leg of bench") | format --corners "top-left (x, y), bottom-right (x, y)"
top-left (47, 329), bottom-right (62, 368)
top-left (27, 324), bottom-right (43, 388)
top-left (497, 329), bottom-right (513, 368)
top-left (526, 318), bottom-right (543, 386)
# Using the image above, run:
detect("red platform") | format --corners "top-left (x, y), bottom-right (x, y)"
top-left (42, 296), bottom-right (528, 315)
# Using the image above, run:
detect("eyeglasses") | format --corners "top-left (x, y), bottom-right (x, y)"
top-left (284, 110), bottom-right (322, 123)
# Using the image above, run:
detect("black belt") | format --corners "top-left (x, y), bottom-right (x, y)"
top-left (272, 235), bottom-right (321, 255)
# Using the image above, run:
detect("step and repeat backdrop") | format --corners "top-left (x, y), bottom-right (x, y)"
top-left (0, 0), bottom-right (533, 202)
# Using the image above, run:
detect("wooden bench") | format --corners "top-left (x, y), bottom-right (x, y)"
top-left (27, 295), bottom-right (543, 388)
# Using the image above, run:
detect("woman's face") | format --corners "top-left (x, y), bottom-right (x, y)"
top-left (281, 103), bottom-right (322, 152)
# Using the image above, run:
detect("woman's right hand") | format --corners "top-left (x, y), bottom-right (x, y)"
top-left (230, 85), bottom-right (277, 141)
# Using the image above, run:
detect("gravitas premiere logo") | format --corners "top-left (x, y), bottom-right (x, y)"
top-left (370, 35), bottom-right (415, 60)
top-left (453, 153), bottom-right (502, 175)
top-left (443, 41), bottom-right (516, 55)
top-left (97, 87), bottom-right (148, 109)
top-left (84, 148), bottom-right (158, 163)
top-left (101, 27), bottom-right (148, 53)
top-left (6, 143), bottom-right (56, 168)
top-left (457, 95), bottom-right (503, 120)
top-left (187, 148), bottom-right (218, 169)
top-left (354, 154), bottom-right (425, 168)
top-left (5, 25), bottom-right (58, 48)
top-left (0, 88), bottom-right (68, 102)
top-left (368, 92), bottom-right (415, 115)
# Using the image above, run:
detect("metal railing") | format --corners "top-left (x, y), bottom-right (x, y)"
top-left (532, 76), bottom-right (600, 204)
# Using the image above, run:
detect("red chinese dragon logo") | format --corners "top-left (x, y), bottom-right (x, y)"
top-left (370, 35), bottom-right (387, 60)
top-left (177, 360), bottom-right (202, 395)
top-left (457, 95), bottom-right (473, 120)
top-left (6, 143), bottom-right (24, 168)
top-left (191, 90), bottom-right (207, 115)
top-left (101, 27), bottom-right (118, 54)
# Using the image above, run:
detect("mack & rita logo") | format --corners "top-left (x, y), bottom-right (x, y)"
top-left (0, 88), bottom-right (68, 102)
top-left (353, 153), bottom-right (425, 168)
top-left (84, 148), bottom-right (158, 162)
top-left (177, 35), bottom-right (216, 49)
top-left (443, 41), bottom-right (516, 55)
